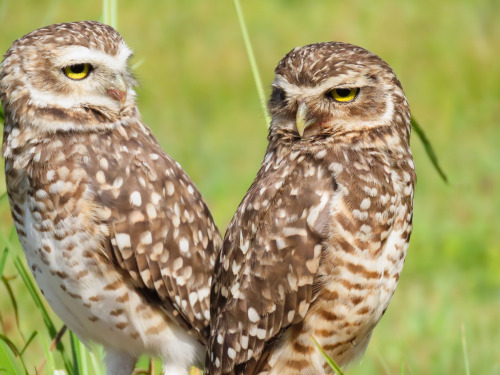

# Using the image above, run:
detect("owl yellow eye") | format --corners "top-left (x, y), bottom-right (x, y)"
top-left (63, 63), bottom-right (92, 80)
top-left (329, 88), bottom-right (359, 102)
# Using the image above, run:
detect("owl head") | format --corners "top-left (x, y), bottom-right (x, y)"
top-left (0, 21), bottom-right (137, 139)
top-left (267, 42), bottom-right (411, 148)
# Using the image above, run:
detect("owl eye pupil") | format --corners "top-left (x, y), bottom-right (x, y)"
top-left (335, 88), bottom-right (351, 97)
top-left (70, 64), bottom-right (85, 73)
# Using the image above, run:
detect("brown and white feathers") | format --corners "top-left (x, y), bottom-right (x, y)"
top-left (206, 42), bottom-right (416, 375)
top-left (1, 21), bottom-right (222, 375)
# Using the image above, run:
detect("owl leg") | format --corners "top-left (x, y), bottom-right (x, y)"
top-left (105, 348), bottom-right (137, 375)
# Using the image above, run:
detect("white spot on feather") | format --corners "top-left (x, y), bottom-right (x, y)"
top-left (115, 233), bottom-right (131, 249)
top-left (248, 307), bottom-right (259, 323)
top-left (130, 191), bottom-right (142, 206)
top-left (179, 238), bottom-right (189, 254)
top-left (360, 198), bottom-right (371, 210)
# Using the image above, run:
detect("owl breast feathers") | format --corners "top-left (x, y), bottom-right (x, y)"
top-left (205, 42), bottom-right (415, 375)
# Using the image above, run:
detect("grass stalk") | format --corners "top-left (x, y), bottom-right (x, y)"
top-left (0, 333), bottom-right (29, 374)
top-left (111, 0), bottom-right (118, 30)
top-left (102, 0), bottom-right (118, 29)
top-left (89, 347), bottom-right (106, 375)
top-left (233, 0), bottom-right (270, 127)
top-left (461, 324), bottom-right (471, 375)
top-left (411, 118), bottom-right (448, 183)
top-left (102, 0), bottom-right (108, 26)
top-left (38, 331), bottom-right (57, 374)
top-left (0, 248), bottom-right (8, 280)
top-left (311, 336), bottom-right (344, 375)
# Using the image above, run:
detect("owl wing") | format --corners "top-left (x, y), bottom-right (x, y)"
top-left (90, 124), bottom-right (221, 340)
top-left (208, 154), bottom-right (336, 373)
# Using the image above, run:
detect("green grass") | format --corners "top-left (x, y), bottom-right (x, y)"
top-left (0, 0), bottom-right (499, 374)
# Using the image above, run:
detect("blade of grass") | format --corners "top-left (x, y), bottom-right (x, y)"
top-left (70, 331), bottom-right (84, 375)
top-left (20, 331), bottom-right (38, 356)
top-left (12, 255), bottom-right (73, 373)
top-left (9, 225), bottom-right (18, 243)
top-left (411, 118), bottom-right (448, 183)
top-left (110, 0), bottom-right (117, 30)
top-left (461, 324), bottom-right (471, 375)
top-left (75, 332), bottom-right (89, 375)
top-left (102, 0), bottom-right (118, 29)
top-left (131, 58), bottom-right (146, 71)
top-left (0, 337), bottom-right (23, 375)
top-left (40, 0), bottom-right (61, 27)
top-left (0, 0), bottom-right (9, 25)
top-left (1, 231), bottom-right (73, 373)
top-left (377, 352), bottom-right (392, 374)
top-left (5, 241), bottom-right (56, 336)
top-left (0, 333), bottom-right (29, 374)
top-left (0, 248), bottom-right (8, 280)
top-left (38, 330), bottom-right (57, 374)
top-left (2, 275), bottom-right (25, 341)
top-left (36, 325), bottom-right (68, 375)
top-left (311, 336), bottom-right (344, 375)
top-left (233, 0), bottom-right (270, 127)
top-left (102, 0), bottom-right (109, 25)
top-left (88, 346), bottom-right (106, 375)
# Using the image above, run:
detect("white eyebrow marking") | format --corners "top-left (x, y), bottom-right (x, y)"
top-left (53, 43), bottom-right (132, 71)
top-left (273, 74), bottom-right (364, 99)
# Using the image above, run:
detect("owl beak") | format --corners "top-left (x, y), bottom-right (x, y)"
top-left (296, 102), bottom-right (314, 137)
top-left (107, 75), bottom-right (128, 107)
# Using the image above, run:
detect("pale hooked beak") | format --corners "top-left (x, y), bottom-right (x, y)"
top-left (296, 102), bottom-right (315, 137)
top-left (107, 75), bottom-right (127, 107)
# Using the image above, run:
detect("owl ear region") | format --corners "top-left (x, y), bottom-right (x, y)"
top-left (296, 101), bottom-right (315, 137)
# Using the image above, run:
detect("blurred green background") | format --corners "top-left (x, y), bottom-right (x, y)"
top-left (0, 0), bottom-right (499, 373)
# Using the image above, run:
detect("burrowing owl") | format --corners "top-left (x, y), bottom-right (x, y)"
top-left (0, 21), bottom-right (222, 375)
top-left (206, 42), bottom-right (416, 374)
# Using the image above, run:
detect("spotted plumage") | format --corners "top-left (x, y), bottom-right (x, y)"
top-left (206, 42), bottom-right (416, 374)
top-left (0, 21), bottom-right (221, 375)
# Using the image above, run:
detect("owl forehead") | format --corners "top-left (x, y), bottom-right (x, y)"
top-left (5, 21), bottom-right (128, 60)
top-left (275, 42), bottom-right (394, 88)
